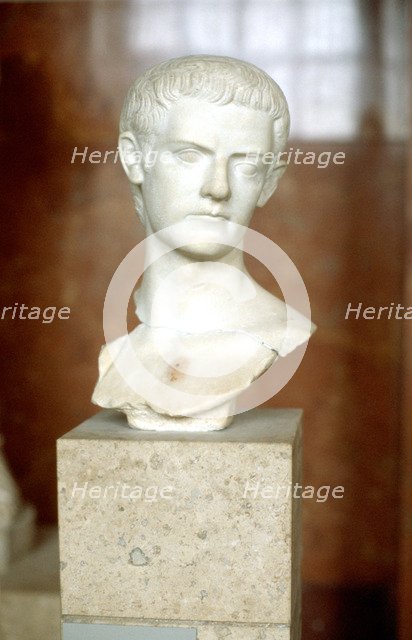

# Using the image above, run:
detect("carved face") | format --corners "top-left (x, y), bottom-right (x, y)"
top-left (124, 97), bottom-right (275, 259)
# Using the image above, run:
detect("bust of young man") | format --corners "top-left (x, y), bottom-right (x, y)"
top-left (92, 55), bottom-right (313, 431)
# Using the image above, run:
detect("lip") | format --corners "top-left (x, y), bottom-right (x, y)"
top-left (185, 213), bottom-right (229, 221)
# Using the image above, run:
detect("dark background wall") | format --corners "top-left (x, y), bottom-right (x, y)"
top-left (0, 1), bottom-right (409, 638)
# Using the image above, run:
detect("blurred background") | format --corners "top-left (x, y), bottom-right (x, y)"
top-left (0, 1), bottom-right (410, 638)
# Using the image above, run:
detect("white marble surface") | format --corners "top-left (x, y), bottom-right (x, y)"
top-left (92, 55), bottom-right (314, 431)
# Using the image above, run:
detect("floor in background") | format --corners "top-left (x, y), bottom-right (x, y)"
top-left (0, 527), bottom-right (60, 640)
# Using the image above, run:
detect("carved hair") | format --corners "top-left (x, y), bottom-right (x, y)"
top-left (120, 55), bottom-right (290, 214)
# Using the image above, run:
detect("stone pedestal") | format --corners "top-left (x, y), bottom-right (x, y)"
top-left (57, 408), bottom-right (302, 640)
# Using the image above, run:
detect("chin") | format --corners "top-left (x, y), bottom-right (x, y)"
top-left (178, 243), bottom-right (233, 261)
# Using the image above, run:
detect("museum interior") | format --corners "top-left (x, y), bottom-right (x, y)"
top-left (0, 1), bottom-right (410, 639)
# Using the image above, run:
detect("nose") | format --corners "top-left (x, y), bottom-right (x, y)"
top-left (200, 157), bottom-right (231, 201)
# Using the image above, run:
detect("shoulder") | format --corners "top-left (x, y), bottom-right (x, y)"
top-left (238, 283), bottom-right (315, 356)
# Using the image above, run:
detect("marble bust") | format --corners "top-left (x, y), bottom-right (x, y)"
top-left (92, 55), bottom-right (314, 431)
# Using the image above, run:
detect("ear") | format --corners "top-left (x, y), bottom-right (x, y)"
top-left (118, 132), bottom-right (144, 184)
top-left (256, 163), bottom-right (288, 207)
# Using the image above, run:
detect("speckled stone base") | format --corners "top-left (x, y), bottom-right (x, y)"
top-left (57, 409), bottom-right (302, 636)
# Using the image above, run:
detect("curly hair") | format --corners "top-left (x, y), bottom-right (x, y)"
top-left (120, 55), bottom-right (290, 214)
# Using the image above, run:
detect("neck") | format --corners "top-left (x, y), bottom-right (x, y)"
top-left (135, 232), bottom-right (250, 331)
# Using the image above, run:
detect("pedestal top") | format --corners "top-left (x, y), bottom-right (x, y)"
top-left (59, 408), bottom-right (302, 445)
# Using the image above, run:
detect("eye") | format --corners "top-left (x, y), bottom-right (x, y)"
top-left (234, 162), bottom-right (258, 177)
top-left (176, 149), bottom-right (203, 164)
